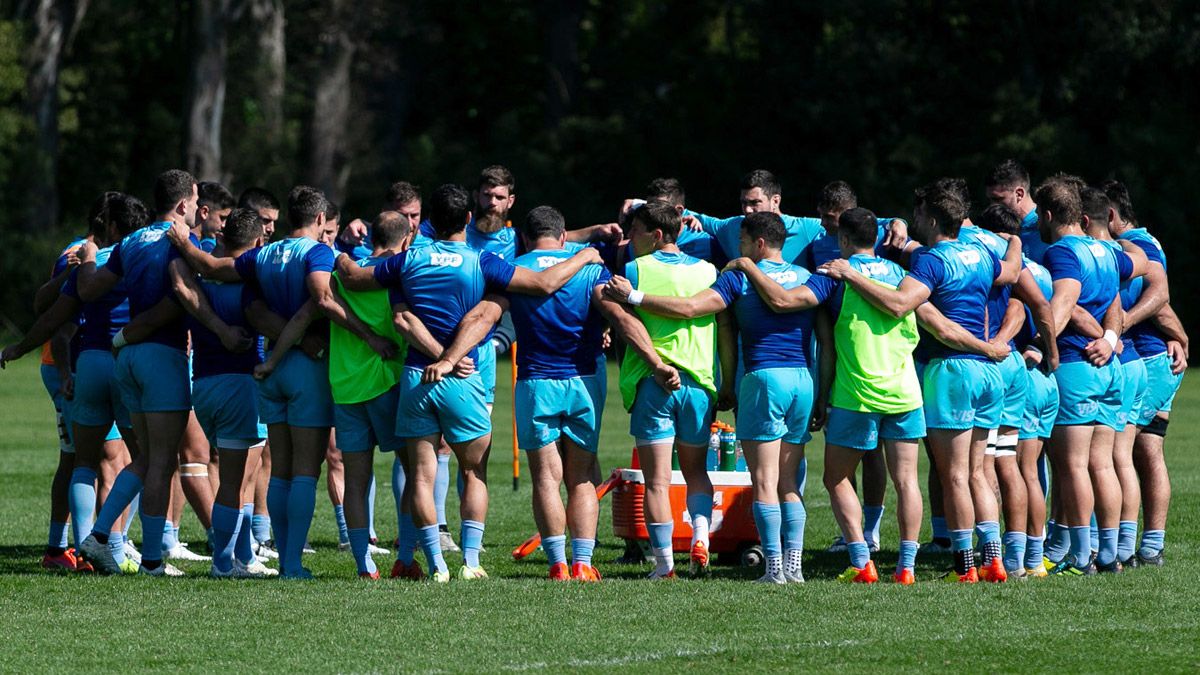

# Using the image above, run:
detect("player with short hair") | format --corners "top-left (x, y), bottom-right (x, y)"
top-left (195, 182), bottom-right (236, 253)
top-left (986, 159), bottom-right (1044, 263)
top-left (819, 180), bottom-right (1023, 582)
top-left (338, 183), bottom-right (602, 582)
top-left (166, 184), bottom-right (390, 578)
top-left (603, 201), bottom-right (727, 579)
top-left (1036, 177), bottom-right (1148, 575)
top-left (1103, 180), bottom-right (1185, 567)
top-left (239, 187), bottom-right (281, 240)
top-left (429, 205), bottom-right (669, 581)
top-left (260, 210), bottom-right (414, 578)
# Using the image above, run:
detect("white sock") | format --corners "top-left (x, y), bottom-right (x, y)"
top-left (766, 554), bottom-right (783, 577)
top-left (691, 516), bottom-right (710, 548)
top-left (653, 546), bottom-right (674, 573)
top-left (785, 548), bottom-right (803, 576)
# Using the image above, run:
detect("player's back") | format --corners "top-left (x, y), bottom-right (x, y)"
top-left (1015, 258), bottom-right (1052, 351)
top-left (1119, 227), bottom-right (1169, 357)
top-left (911, 238), bottom-right (999, 360)
top-left (958, 224), bottom-right (1015, 343)
top-left (238, 236), bottom-right (333, 319)
top-left (190, 279), bottom-right (258, 379)
top-left (379, 240), bottom-right (508, 369)
top-left (719, 259), bottom-right (816, 371)
top-left (63, 245), bottom-right (130, 353)
top-left (1044, 235), bottom-right (1127, 359)
top-left (109, 222), bottom-right (186, 347)
top-left (509, 249), bottom-right (609, 380)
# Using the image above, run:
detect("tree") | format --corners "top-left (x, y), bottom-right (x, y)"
top-left (21, 0), bottom-right (87, 231)
top-left (184, 0), bottom-right (237, 181)
top-left (306, 0), bottom-right (358, 202)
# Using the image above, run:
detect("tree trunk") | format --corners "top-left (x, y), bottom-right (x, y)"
top-left (307, 0), bottom-right (357, 202)
top-left (22, 0), bottom-right (87, 231)
top-left (184, 0), bottom-right (232, 181)
top-left (249, 0), bottom-right (286, 147)
top-left (542, 0), bottom-right (583, 129)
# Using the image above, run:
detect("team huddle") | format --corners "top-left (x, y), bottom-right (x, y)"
top-left (0, 160), bottom-right (1186, 584)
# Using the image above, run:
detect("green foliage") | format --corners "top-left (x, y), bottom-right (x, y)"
top-left (0, 2), bottom-right (1198, 336)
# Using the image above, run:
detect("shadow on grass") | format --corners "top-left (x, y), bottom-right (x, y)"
top-left (0, 545), bottom-right (59, 576)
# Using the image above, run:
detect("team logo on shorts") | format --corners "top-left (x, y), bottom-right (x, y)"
top-left (431, 252), bottom-right (464, 267)
top-left (950, 409), bottom-right (975, 424)
top-left (1073, 400), bottom-right (1100, 417)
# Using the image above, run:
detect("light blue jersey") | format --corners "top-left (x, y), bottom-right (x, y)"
top-left (685, 210), bottom-right (825, 267)
top-left (234, 237), bottom-right (335, 320)
top-left (373, 240), bottom-right (516, 369)
top-left (1119, 228), bottom-right (1169, 358)
top-left (1019, 210), bottom-right (1048, 265)
top-left (804, 219), bottom-right (904, 270)
top-left (908, 238), bottom-right (1002, 361)
top-left (508, 248), bottom-right (611, 380)
top-left (1042, 235), bottom-right (1134, 364)
top-left (103, 222), bottom-right (187, 348)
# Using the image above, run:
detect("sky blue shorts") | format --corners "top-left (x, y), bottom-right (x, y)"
top-left (515, 376), bottom-right (600, 453)
top-left (629, 370), bottom-right (713, 447)
top-left (335, 385), bottom-right (403, 453)
top-left (922, 357), bottom-right (1003, 430)
top-left (1118, 357), bottom-right (1148, 429)
top-left (114, 342), bottom-right (191, 414)
top-left (73, 350), bottom-right (132, 430)
top-left (257, 349), bottom-right (334, 428)
top-left (1019, 367), bottom-right (1059, 441)
top-left (736, 367), bottom-right (813, 445)
top-left (193, 373), bottom-right (267, 449)
top-left (397, 368), bottom-right (490, 444)
top-left (1054, 359), bottom-right (1123, 430)
top-left (997, 350), bottom-right (1029, 429)
top-left (826, 406), bottom-right (925, 451)
top-left (477, 340), bottom-right (497, 405)
top-left (1137, 352), bottom-right (1184, 425)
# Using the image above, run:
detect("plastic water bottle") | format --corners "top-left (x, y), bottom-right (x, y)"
top-left (719, 425), bottom-right (737, 471)
top-left (735, 440), bottom-right (747, 472)
top-left (706, 423), bottom-right (720, 471)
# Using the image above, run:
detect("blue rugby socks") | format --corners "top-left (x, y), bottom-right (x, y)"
top-left (863, 505), bottom-right (885, 548)
top-left (461, 520), bottom-right (485, 568)
top-left (1002, 531), bottom-right (1027, 572)
top-left (648, 522), bottom-right (674, 574)
top-left (418, 524), bottom-right (448, 574)
top-left (284, 476), bottom-right (318, 575)
top-left (68, 467), bottom-right (97, 547)
top-left (434, 454), bottom-right (450, 527)
top-left (333, 504), bottom-right (349, 546)
top-left (897, 540), bottom-right (918, 574)
top-left (543, 534), bottom-right (567, 567)
top-left (685, 494), bottom-right (713, 546)
top-left (210, 503), bottom-right (240, 573)
top-left (348, 527), bottom-right (377, 575)
top-left (267, 477), bottom-right (291, 567)
top-left (571, 538), bottom-right (595, 567)
top-left (752, 502), bottom-right (782, 573)
top-left (1117, 521), bottom-right (1138, 561)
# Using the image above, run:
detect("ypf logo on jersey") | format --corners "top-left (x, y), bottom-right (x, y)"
top-left (430, 252), bottom-right (464, 267)
top-left (536, 256), bottom-right (563, 269)
top-left (1089, 242), bottom-right (1109, 259)
top-left (956, 249), bottom-right (982, 266)
top-left (767, 269), bottom-right (798, 285)
top-left (859, 261), bottom-right (890, 278)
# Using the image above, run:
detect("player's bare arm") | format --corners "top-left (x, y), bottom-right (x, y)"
top-left (506, 247), bottom-right (602, 296)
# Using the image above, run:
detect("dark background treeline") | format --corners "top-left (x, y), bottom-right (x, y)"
top-left (1, 0), bottom-right (1197, 340)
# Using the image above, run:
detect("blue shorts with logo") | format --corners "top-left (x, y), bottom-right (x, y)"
top-left (629, 370), bottom-right (713, 447)
top-left (257, 349), bottom-right (334, 428)
top-left (1019, 366), bottom-right (1059, 441)
top-left (334, 385), bottom-right (402, 453)
top-left (1137, 352), bottom-right (1184, 425)
top-left (477, 340), bottom-right (497, 405)
top-left (736, 367), bottom-right (813, 445)
top-left (1118, 357), bottom-right (1148, 429)
top-left (997, 350), bottom-right (1029, 429)
top-left (114, 342), bottom-right (191, 414)
top-left (397, 368), bottom-right (490, 444)
top-left (515, 376), bottom-right (601, 453)
top-left (193, 373), bottom-right (267, 449)
top-left (923, 357), bottom-right (1003, 430)
top-left (826, 406), bottom-right (925, 451)
top-left (1054, 358), bottom-right (1123, 430)
top-left (73, 350), bottom-right (132, 430)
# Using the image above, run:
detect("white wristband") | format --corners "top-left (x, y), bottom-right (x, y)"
top-left (627, 289), bottom-right (645, 306)
top-left (111, 328), bottom-right (128, 350)
top-left (1102, 330), bottom-right (1119, 351)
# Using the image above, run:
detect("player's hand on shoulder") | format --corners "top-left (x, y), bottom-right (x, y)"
top-left (252, 362), bottom-right (274, 380)
top-left (76, 240), bottom-right (98, 265)
top-left (594, 222), bottom-right (622, 243)
top-left (576, 246), bottom-right (603, 265)
top-left (600, 328), bottom-right (612, 350)
top-left (339, 219), bottom-right (369, 246)
top-left (166, 221), bottom-right (191, 247)
top-left (883, 219), bottom-right (908, 250)
top-left (723, 257), bottom-right (752, 273)
top-left (681, 214), bottom-right (703, 232)
top-left (817, 258), bottom-right (851, 280)
top-left (603, 276), bottom-right (633, 302)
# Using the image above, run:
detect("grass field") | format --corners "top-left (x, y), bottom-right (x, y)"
top-left (0, 356), bottom-right (1197, 672)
